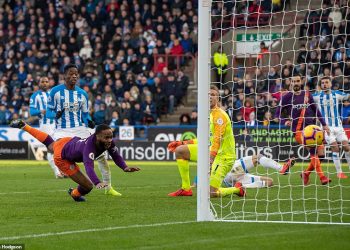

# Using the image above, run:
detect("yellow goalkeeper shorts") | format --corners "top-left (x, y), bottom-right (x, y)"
top-left (210, 155), bottom-right (235, 189)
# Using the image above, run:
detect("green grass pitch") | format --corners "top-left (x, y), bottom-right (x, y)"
top-left (0, 160), bottom-right (350, 250)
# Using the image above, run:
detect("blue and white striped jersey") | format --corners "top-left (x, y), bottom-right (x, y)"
top-left (29, 90), bottom-right (54, 125)
top-left (312, 90), bottom-right (350, 127)
top-left (47, 84), bottom-right (89, 129)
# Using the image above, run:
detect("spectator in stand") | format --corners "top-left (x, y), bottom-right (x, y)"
top-left (0, 104), bottom-right (7, 125)
top-left (341, 99), bottom-right (350, 125)
top-left (93, 103), bottom-right (107, 125)
top-left (233, 112), bottom-right (245, 126)
top-left (180, 32), bottom-right (193, 56)
top-left (213, 45), bottom-right (228, 86)
top-left (242, 99), bottom-right (255, 122)
top-left (263, 111), bottom-right (278, 126)
top-left (163, 74), bottom-right (177, 114)
top-left (179, 113), bottom-right (191, 125)
top-left (246, 112), bottom-right (259, 127)
top-left (109, 110), bottom-right (120, 130)
top-left (190, 109), bottom-right (198, 125)
top-left (153, 86), bottom-right (168, 116)
top-left (119, 102), bottom-right (132, 123)
top-left (248, 0), bottom-right (265, 24)
top-left (257, 41), bottom-right (269, 66)
top-left (142, 95), bottom-right (157, 124)
top-left (328, 4), bottom-right (343, 29)
top-left (155, 56), bottom-right (167, 74)
top-left (131, 103), bottom-right (144, 126)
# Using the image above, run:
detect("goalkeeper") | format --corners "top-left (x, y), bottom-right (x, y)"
top-left (167, 85), bottom-right (244, 198)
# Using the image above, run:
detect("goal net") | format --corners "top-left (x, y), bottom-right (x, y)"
top-left (198, 0), bottom-right (350, 224)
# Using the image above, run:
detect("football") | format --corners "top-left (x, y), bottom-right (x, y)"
top-left (302, 125), bottom-right (324, 146)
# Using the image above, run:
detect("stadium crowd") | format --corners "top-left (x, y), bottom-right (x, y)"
top-left (0, 0), bottom-right (196, 126)
top-left (217, 1), bottom-right (350, 127)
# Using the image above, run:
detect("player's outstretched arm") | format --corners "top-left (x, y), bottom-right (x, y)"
top-left (108, 141), bottom-right (141, 172)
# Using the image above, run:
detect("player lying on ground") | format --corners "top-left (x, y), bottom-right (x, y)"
top-left (313, 76), bottom-right (350, 179)
top-left (169, 141), bottom-right (294, 189)
top-left (10, 119), bottom-right (140, 202)
top-left (223, 154), bottom-right (295, 188)
top-left (167, 86), bottom-right (245, 198)
top-left (274, 74), bottom-right (331, 185)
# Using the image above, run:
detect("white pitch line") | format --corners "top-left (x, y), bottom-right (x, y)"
top-left (0, 185), bottom-right (176, 195)
top-left (0, 221), bottom-right (196, 241)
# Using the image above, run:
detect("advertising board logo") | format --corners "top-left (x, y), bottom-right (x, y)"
top-left (180, 131), bottom-right (197, 141)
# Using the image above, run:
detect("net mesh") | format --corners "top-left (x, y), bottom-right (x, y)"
top-left (209, 0), bottom-right (350, 224)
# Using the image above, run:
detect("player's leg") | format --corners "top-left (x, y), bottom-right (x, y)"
top-left (168, 144), bottom-right (196, 196)
top-left (96, 153), bottom-right (122, 196)
top-left (335, 128), bottom-right (349, 178)
top-left (68, 170), bottom-right (94, 202)
top-left (10, 119), bottom-right (55, 152)
top-left (296, 130), bottom-right (316, 185)
top-left (330, 141), bottom-right (346, 178)
top-left (52, 138), bottom-right (92, 201)
top-left (241, 174), bottom-right (273, 188)
top-left (315, 145), bottom-right (331, 185)
top-left (256, 154), bottom-right (294, 174)
top-left (210, 157), bottom-right (245, 198)
top-left (42, 124), bottom-right (63, 178)
top-left (326, 128), bottom-right (347, 178)
top-left (47, 152), bottom-right (64, 178)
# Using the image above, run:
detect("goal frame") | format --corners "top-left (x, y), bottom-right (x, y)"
top-left (197, 0), bottom-right (213, 221)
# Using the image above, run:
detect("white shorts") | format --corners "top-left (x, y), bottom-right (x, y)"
top-left (223, 156), bottom-right (256, 186)
top-left (40, 123), bottom-right (55, 136)
top-left (52, 126), bottom-right (94, 140)
top-left (223, 173), bottom-right (262, 187)
top-left (325, 126), bottom-right (348, 144)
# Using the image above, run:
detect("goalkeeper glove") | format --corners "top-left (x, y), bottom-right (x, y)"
top-left (167, 140), bottom-right (195, 153)
top-left (87, 119), bottom-right (95, 129)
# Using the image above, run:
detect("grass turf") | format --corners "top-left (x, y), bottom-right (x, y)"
top-left (0, 160), bottom-right (349, 250)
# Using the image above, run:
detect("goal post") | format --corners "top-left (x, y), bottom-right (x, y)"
top-left (197, 0), bottom-right (350, 224)
top-left (197, 0), bottom-right (213, 221)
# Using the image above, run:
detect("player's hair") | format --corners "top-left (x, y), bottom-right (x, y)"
top-left (290, 73), bottom-right (304, 79)
top-left (63, 64), bottom-right (78, 74)
top-left (95, 124), bottom-right (111, 134)
top-left (320, 76), bottom-right (332, 82)
top-left (210, 85), bottom-right (219, 93)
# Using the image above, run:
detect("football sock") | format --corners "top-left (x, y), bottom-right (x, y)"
top-left (344, 151), bottom-right (350, 168)
top-left (259, 156), bottom-right (282, 171)
top-left (77, 185), bottom-right (91, 195)
top-left (218, 187), bottom-right (239, 197)
top-left (312, 156), bottom-right (325, 178)
top-left (332, 152), bottom-right (343, 174)
top-left (177, 159), bottom-right (191, 190)
top-left (305, 159), bottom-right (315, 175)
top-left (47, 152), bottom-right (61, 176)
top-left (23, 125), bottom-right (54, 147)
top-left (97, 156), bottom-right (111, 186)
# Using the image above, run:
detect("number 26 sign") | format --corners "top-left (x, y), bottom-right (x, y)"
top-left (119, 126), bottom-right (134, 140)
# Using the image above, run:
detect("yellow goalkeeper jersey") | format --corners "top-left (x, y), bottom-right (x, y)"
top-left (210, 107), bottom-right (236, 160)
